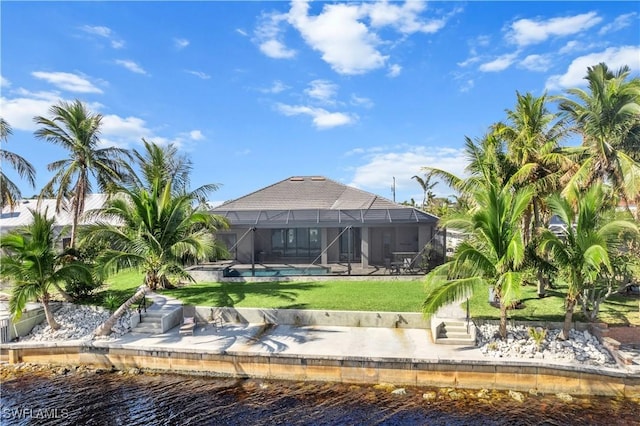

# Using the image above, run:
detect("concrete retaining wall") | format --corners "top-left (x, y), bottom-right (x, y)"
top-left (193, 307), bottom-right (431, 329)
top-left (5, 344), bottom-right (638, 398)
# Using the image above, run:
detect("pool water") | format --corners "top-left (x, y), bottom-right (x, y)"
top-left (224, 267), bottom-right (329, 277)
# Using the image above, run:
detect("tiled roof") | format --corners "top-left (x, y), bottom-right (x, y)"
top-left (214, 176), bottom-right (401, 210)
top-left (0, 194), bottom-right (109, 229)
top-left (212, 176), bottom-right (438, 226)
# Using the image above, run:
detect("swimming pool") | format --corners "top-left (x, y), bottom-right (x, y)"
top-left (223, 266), bottom-right (330, 277)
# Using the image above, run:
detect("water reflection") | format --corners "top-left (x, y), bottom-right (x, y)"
top-left (1, 370), bottom-right (638, 425)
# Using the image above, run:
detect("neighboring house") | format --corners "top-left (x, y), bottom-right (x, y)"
top-left (444, 228), bottom-right (468, 256)
top-left (211, 176), bottom-right (443, 270)
top-left (0, 194), bottom-right (109, 248)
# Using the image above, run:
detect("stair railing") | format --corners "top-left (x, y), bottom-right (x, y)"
top-left (137, 296), bottom-right (147, 323)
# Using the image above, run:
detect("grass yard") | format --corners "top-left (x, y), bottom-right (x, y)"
top-left (161, 280), bottom-right (426, 312)
top-left (90, 271), bottom-right (640, 326)
top-left (468, 282), bottom-right (640, 326)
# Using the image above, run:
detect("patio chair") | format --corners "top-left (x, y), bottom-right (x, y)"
top-left (402, 257), bottom-right (415, 274)
top-left (210, 307), bottom-right (225, 331)
top-left (179, 305), bottom-right (197, 336)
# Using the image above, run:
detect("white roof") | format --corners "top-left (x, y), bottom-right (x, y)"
top-left (0, 194), bottom-right (109, 230)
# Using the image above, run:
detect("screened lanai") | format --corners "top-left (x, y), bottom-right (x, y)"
top-left (211, 176), bottom-right (444, 274)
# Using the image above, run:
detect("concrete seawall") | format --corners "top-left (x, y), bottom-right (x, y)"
top-left (4, 342), bottom-right (639, 398)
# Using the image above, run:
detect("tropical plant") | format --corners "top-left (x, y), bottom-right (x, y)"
top-left (423, 181), bottom-right (533, 339)
top-left (495, 91), bottom-right (567, 243)
top-left (82, 179), bottom-right (222, 291)
top-left (538, 184), bottom-right (638, 339)
top-left (34, 100), bottom-right (132, 248)
top-left (556, 63), bottom-right (640, 213)
top-left (94, 286), bottom-right (147, 336)
top-left (495, 92), bottom-right (569, 297)
top-left (411, 173), bottom-right (438, 212)
top-left (0, 210), bottom-right (91, 329)
top-left (132, 139), bottom-right (219, 201)
top-left (0, 117), bottom-right (36, 209)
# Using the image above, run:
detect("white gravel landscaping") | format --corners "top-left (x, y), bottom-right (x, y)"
top-left (18, 303), bottom-right (133, 342)
top-left (477, 323), bottom-right (617, 367)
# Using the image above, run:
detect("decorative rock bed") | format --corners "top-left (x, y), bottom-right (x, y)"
top-left (18, 303), bottom-right (132, 342)
top-left (476, 323), bottom-right (616, 366)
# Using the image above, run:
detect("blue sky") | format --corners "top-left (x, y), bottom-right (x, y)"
top-left (1, 1), bottom-right (639, 206)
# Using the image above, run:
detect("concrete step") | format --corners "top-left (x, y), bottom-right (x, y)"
top-left (434, 336), bottom-right (476, 345)
top-left (434, 319), bottom-right (476, 345)
top-left (131, 324), bottom-right (163, 334)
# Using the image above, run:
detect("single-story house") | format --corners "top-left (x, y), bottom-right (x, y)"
top-left (0, 194), bottom-right (109, 248)
top-left (211, 176), bottom-right (444, 272)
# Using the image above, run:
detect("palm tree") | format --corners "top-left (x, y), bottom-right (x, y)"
top-left (411, 173), bottom-right (438, 212)
top-left (83, 179), bottom-right (221, 291)
top-left (422, 132), bottom-right (516, 208)
top-left (496, 91), bottom-right (568, 243)
top-left (556, 63), bottom-right (640, 212)
top-left (423, 181), bottom-right (533, 339)
top-left (0, 118), bottom-right (36, 209)
top-left (34, 100), bottom-right (132, 248)
top-left (132, 139), bottom-right (219, 201)
top-left (0, 210), bottom-right (91, 330)
top-left (538, 184), bottom-right (638, 340)
top-left (495, 92), bottom-right (570, 297)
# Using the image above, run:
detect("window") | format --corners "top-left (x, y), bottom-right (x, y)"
top-left (271, 228), bottom-right (320, 258)
top-left (339, 227), bottom-right (361, 260)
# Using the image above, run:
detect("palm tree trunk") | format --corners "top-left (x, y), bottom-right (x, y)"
top-left (94, 286), bottom-right (147, 336)
top-left (51, 281), bottom-right (74, 303)
top-left (536, 270), bottom-right (547, 298)
top-left (560, 298), bottom-right (576, 340)
top-left (41, 294), bottom-right (60, 330)
top-left (499, 303), bottom-right (508, 339)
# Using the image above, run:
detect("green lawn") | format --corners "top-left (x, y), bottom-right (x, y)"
top-left (91, 272), bottom-right (640, 325)
top-left (161, 280), bottom-right (426, 312)
top-left (80, 269), bottom-right (145, 308)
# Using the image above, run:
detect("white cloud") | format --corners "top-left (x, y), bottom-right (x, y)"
top-left (507, 12), bottom-right (602, 47)
top-left (185, 70), bottom-right (211, 79)
top-left (259, 80), bottom-right (288, 94)
top-left (598, 12), bottom-right (637, 35)
top-left (236, 28), bottom-right (248, 37)
top-left (255, 11), bottom-right (297, 59)
top-left (79, 25), bottom-right (125, 49)
top-left (304, 79), bottom-right (338, 103)
top-left (276, 103), bottom-right (356, 129)
top-left (288, 1), bottom-right (387, 75)
top-left (364, 0), bottom-right (450, 34)
top-left (350, 94), bottom-right (374, 109)
top-left (174, 38), bottom-right (190, 49)
top-left (1, 75), bottom-right (11, 87)
top-left (101, 114), bottom-right (152, 139)
top-left (259, 39), bottom-right (297, 59)
top-left (254, 1), bottom-right (454, 76)
top-left (387, 64), bottom-right (402, 77)
top-left (189, 130), bottom-right (204, 140)
top-left (479, 53), bottom-right (518, 72)
top-left (348, 146), bottom-right (468, 198)
top-left (0, 90), bottom-right (63, 131)
top-left (31, 71), bottom-right (103, 93)
top-left (545, 45), bottom-right (640, 91)
top-left (80, 25), bottom-right (112, 38)
top-left (519, 54), bottom-right (552, 72)
top-left (115, 60), bottom-right (148, 75)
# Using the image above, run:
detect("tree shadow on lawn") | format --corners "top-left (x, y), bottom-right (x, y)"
top-left (164, 281), bottom-right (323, 308)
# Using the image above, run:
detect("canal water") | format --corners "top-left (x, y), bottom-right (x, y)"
top-left (1, 370), bottom-right (638, 425)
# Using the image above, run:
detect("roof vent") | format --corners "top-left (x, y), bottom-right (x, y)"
top-left (311, 176), bottom-right (326, 181)
top-left (289, 177), bottom-right (304, 182)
